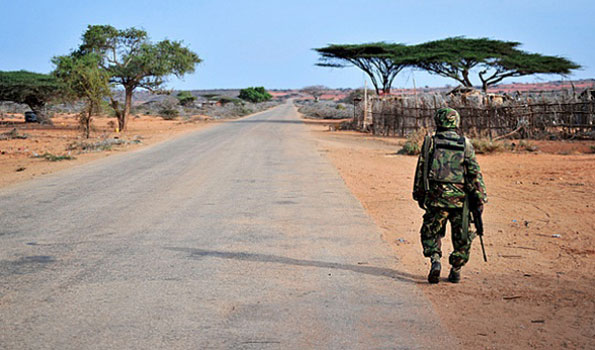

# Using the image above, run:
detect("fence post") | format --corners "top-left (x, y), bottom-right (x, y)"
top-left (488, 107), bottom-right (493, 140)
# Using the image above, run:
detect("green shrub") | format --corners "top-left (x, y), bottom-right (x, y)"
top-left (238, 87), bottom-right (272, 103)
top-left (217, 96), bottom-right (241, 105)
top-left (159, 108), bottom-right (179, 120)
top-left (33, 152), bottom-right (75, 161)
top-left (398, 128), bottom-right (427, 155)
top-left (176, 91), bottom-right (196, 106)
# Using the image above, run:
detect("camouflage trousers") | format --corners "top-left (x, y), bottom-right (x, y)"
top-left (420, 207), bottom-right (475, 268)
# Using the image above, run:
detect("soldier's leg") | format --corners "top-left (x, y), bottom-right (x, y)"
top-left (420, 208), bottom-right (449, 259)
top-left (448, 209), bottom-right (475, 269)
top-left (421, 208), bottom-right (448, 283)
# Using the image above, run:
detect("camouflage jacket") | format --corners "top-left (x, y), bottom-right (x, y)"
top-left (412, 130), bottom-right (487, 209)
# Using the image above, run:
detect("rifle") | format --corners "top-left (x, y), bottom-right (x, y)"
top-left (472, 208), bottom-right (487, 262)
top-left (461, 138), bottom-right (488, 263)
top-left (463, 196), bottom-right (487, 263)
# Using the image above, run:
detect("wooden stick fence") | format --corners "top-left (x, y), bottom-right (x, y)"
top-left (353, 97), bottom-right (595, 140)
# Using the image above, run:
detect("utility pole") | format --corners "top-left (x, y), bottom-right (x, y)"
top-left (413, 74), bottom-right (419, 129)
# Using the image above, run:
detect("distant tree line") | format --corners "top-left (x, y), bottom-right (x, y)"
top-left (314, 37), bottom-right (581, 94)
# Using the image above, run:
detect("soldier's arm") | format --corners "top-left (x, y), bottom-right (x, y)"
top-left (412, 139), bottom-right (426, 201)
top-left (464, 139), bottom-right (487, 204)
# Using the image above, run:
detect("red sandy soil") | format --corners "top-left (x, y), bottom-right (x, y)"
top-left (0, 113), bottom-right (217, 188)
top-left (307, 119), bottom-right (595, 350)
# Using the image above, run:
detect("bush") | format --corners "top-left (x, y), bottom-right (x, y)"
top-left (398, 128), bottom-right (427, 155)
top-left (471, 139), bottom-right (506, 154)
top-left (67, 138), bottom-right (142, 152)
top-left (297, 101), bottom-right (354, 119)
top-left (397, 133), bottom-right (522, 156)
top-left (176, 91), bottom-right (196, 106)
top-left (158, 99), bottom-right (180, 120)
top-left (200, 101), bottom-right (278, 119)
top-left (517, 140), bottom-right (539, 152)
top-left (159, 108), bottom-right (179, 120)
top-left (33, 152), bottom-right (75, 161)
top-left (217, 96), bottom-right (241, 105)
top-left (238, 87), bottom-right (272, 103)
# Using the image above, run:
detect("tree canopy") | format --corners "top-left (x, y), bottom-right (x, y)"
top-left (238, 87), bottom-right (272, 103)
top-left (314, 42), bottom-right (411, 94)
top-left (301, 85), bottom-right (328, 102)
top-left (70, 24), bottom-right (202, 130)
top-left (52, 53), bottom-right (111, 137)
top-left (314, 38), bottom-right (580, 93)
top-left (0, 70), bottom-right (62, 123)
top-left (408, 37), bottom-right (581, 91)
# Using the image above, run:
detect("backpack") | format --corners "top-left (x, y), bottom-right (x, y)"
top-left (425, 133), bottom-right (466, 185)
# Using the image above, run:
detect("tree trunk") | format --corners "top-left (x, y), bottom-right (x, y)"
top-left (372, 85), bottom-right (380, 95)
top-left (462, 70), bottom-right (473, 88)
top-left (117, 87), bottom-right (134, 131)
top-left (84, 109), bottom-right (91, 139)
top-left (482, 81), bottom-right (489, 93)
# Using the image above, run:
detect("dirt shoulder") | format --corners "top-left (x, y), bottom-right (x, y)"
top-left (307, 120), bottom-right (595, 349)
top-left (0, 114), bottom-right (219, 189)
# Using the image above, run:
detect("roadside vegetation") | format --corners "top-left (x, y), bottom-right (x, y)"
top-left (296, 100), bottom-right (354, 120)
top-left (238, 87), bottom-right (272, 103)
top-left (32, 152), bottom-right (75, 161)
top-left (396, 131), bottom-right (540, 155)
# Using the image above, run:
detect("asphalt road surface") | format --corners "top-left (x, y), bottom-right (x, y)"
top-left (0, 103), bottom-right (456, 349)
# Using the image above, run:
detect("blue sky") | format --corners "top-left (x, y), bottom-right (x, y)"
top-left (1, 0), bottom-right (593, 90)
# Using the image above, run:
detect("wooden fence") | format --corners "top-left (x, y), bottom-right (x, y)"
top-left (354, 97), bottom-right (595, 140)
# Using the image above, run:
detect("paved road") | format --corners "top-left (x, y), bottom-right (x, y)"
top-left (0, 103), bottom-right (455, 349)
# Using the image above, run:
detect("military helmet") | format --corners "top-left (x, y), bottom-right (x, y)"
top-left (434, 108), bottom-right (460, 129)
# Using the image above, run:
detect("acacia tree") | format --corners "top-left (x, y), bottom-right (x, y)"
top-left (73, 25), bottom-right (201, 130)
top-left (301, 85), bottom-right (328, 102)
top-left (477, 52), bottom-right (581, 92)
top-left (0, 71), bottom-right (62, 124)
top-left (409, 37), bottom-right (580, 92)
top-left (52, 53), bottom-right (111, 138)
top-left (314, 42), bottom-right (411, 94)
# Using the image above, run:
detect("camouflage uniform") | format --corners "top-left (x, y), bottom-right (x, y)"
top-left (412, 108), bottom-right (487, 273)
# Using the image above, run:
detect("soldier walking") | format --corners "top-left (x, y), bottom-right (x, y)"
top-left (412, 108), bottom-right (487, 283)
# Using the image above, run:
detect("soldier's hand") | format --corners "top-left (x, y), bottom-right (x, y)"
top-left (470, 197), bottom-right (483, 213)
top-left (474, 203), bottom-right (484, 214)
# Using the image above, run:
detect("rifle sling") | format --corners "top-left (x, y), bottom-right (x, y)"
top-left (462, 196), bottom-right (470, 242)
top-left (422, 135), bottom-right (431, 193)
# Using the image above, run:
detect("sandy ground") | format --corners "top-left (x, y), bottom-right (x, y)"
top-left (307, 119), bottom-right (595, 350)
top-left (0, 113), bottom-right (218, 188)
top-left (2, 112), bottom-right (594, 348)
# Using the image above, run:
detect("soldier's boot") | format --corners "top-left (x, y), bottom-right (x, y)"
top-left (448, 267), bottom-right (461, 283)
top-left (427, 254), bottom-right (441, 284)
